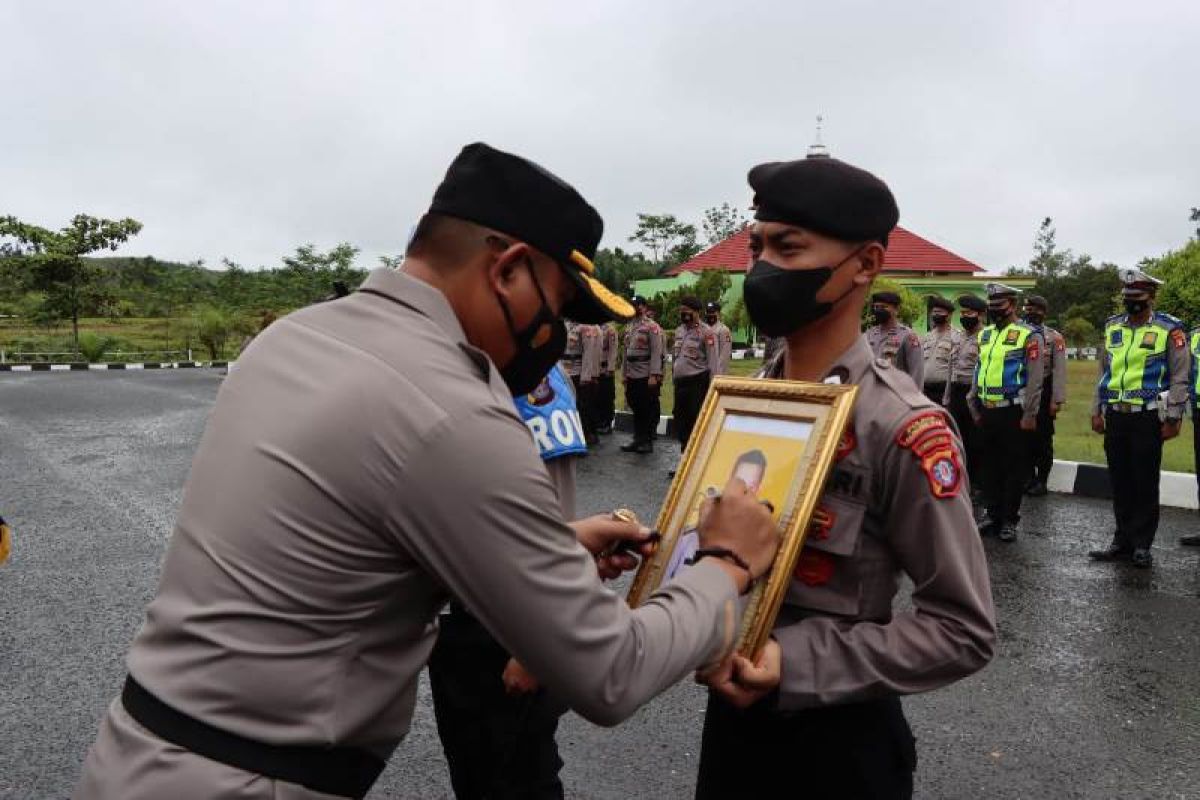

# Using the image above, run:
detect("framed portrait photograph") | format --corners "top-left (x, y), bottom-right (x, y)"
top-left (626, 376), bottom-right (857, 659)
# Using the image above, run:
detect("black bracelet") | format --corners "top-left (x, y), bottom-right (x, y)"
top-left (688, 547), bottom-right (754, 586)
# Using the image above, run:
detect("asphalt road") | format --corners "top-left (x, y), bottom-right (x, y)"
top-left (1, 370), bottom-right (1199, 800)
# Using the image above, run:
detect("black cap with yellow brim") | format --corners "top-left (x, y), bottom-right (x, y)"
top-left (427, 142), bottom-right (633, 324)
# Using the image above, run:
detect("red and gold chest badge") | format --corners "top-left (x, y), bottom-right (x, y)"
top-left (794, 549), bottom-right (835, 586)
top-left (1004, 328), bottom-right (1020, 345)
top-left (896, 411), bottom-right (961, 499)
top-left (1171, 329), bottom-right (1186, 349)
top-left (807, 506), bottom-right (836, 542)
top-left (1027, 337), bottom-right (1040, 360)
top-left (835, 425), bottom-right (857, 461)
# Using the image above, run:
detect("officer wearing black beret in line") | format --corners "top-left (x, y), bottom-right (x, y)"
top-left (865, 290), bottom-right (925, 388)
top-left (619, 295), bottom-right (665, 454)
top-left (75, 143), bottom-right (781, 799)
top-left (672, 295), bottom-right (721, 452)
top-left (1020, 294), bottom-right (1067, 496)
top-left (952, 294), bottom-right (987, 490)
top-left (705, 300), bottom-right (733, 376)
top-left (921, 294), bottom-right (964, 406)
top-left (693, 154), bottom-right (995, 800)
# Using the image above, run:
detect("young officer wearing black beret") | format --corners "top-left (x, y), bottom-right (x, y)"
top-left (694, 156), bottom-right (996, 800)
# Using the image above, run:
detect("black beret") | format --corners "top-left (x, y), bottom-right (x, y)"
top-left (957, 294), bottom-right (986, 312)
top-left (871, 291), bottom-right (901, 306)
top-left (705, 301), bottom-right (721, 312)
top-left (681, 296), bottom-right (702, 311)
top-left (927, 295), bottom-right (954, 312)
top-left (1024, 294), bottom-right (1048, 310)
top-left (748, 157), bottom-right (899, 244)
top-left (429, 142), bottom-right (632, 323)
top-left (631, 295), bottom-right (648, 307)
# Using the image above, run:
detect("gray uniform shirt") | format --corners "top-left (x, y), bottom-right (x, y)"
top-left (562, 322), bottom-right (602, 383)
top-left (673, 322), bottom-right (720, 379)
top-left (621, 316), bottom-right (665, 380)
top-left (1041, 325), bottom-right (1067, 406)
top-left (921, 326), bottom-right (964, 387)
top-left (709, 321), bottom-right (733, 376)
top-left (119, 269), bottom-right (742, 763)
top-left (951, 327), bottom-right (980, 385)
top-left (865, 323), bottom-right (925, 388)
top-left (760, 338), bottom-right (995, 709)
top-left (600, 323), bottom-right (618, 376)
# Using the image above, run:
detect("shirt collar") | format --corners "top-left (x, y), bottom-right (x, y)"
top-left (359, 268), bottom-right (469, 344)
top-left (762, 335), bottom-right (874, 384)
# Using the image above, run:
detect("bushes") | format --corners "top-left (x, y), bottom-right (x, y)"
top-left (77, 332), bottom-right (115, 362)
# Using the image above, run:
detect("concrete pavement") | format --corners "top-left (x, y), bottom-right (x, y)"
top-left (1, 371), bottom-right (1198, 799)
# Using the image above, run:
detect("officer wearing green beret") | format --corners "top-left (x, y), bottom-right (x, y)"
top-left (967, 283), bottom-right (1045, 542)
top-left (1088, 269), bottom-right (1188, 567)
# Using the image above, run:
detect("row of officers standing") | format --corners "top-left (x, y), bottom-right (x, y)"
top-left (868, 268), bottom-right (1198, 568)
top-left (561, 295), bottom-right (733, 454)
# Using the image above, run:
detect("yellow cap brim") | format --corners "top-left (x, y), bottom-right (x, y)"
top-left (560, 252), bottom-right (635, 323)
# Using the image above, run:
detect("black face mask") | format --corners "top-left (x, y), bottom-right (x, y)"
top-left (871, 307), bottom-right (893, 326)
top-left (987, 306), bottom-right (1009, 326)
top-left (1023, 312), bottom-right (1045, 326)
top-left (742, 249), bottom-right (861, 338)
top-left (931, 312), bottom-right (949, 326)
top-left (961, 316), bottom-right (980, 333)
top-left (681, 312), bottom-right (696, 325)
top-left (1124, 299), bottom-right (1149, 316)
top-left (496, 261), bottom-right (568, 397)
top-left (705, 315), bottom-right (718, 325)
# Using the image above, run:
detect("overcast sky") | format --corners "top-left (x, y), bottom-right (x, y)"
top-left (3, 1), bottom-right (1198, 275)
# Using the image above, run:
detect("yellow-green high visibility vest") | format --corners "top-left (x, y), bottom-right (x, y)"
top-left (974, 321), bottom-right (1035, 401)
top-left (1098, 312), bottom-right (1180, 406)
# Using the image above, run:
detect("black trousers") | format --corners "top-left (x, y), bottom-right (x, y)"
top-left (1194, 411), bottom-right (1200, 510)
top-left (695, 693), bottom-right (915, 800)
top-left (980, 404), bottom-right (1033, 525)
top-left (1104, 410), bottom-right (1163, 550)
top-left (596, 373), bottom-right (615, 431)
top-left (625, 377), bottom-right (657, 444)
top-left (922, 381), bottom-right (947, 406)
top-left (1029, 390), bottom-right (1056, 486)
top-left (569, 375), bottom-right (599, 445)
top-left (947, 383), bottom-right (981, 490)
top-left (429, 608), bottom-right (564, 800)
top-left (673, 371), bottom-right (711, 450)
top-left (649, 377), bottom-right (661, 438)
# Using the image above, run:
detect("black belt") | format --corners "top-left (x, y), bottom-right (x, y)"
top-left (626, 355), bottom-right (650, 362)
top-left (674, 370), bottom-right (710, 384)
top-left (121, 676), bottom-right (384, 798)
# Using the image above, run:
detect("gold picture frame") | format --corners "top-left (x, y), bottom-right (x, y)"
top-left (626, 375), bottom-right (857, 659)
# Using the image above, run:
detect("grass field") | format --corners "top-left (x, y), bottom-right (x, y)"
top-left (619, 357), bottom-right (1196, 474)
top-left (0, 317), bottom-right (229, 361)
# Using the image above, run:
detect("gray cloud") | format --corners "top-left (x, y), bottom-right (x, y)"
top-left (2, 0), bottom-right (1197, 273)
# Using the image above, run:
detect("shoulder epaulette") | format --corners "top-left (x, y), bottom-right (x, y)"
top-left (1154, 311), bottom-right (1183, 328)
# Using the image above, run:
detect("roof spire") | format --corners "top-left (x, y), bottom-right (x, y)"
top-left (807, 114), bottom-right (831, 159)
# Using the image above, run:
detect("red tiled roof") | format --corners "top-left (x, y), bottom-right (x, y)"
top-left (665, 225), bottom-right (981, 275)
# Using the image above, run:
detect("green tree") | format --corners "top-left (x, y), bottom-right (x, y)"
top-left (593, 247), bottom-right (656, 294)
top-left (0, 214), bottom-right (143, 354)
top-left (1149, 239), bottom-right (1200, 325)
top-left (646, 270), bottom-right (731, 330)
top-left (1062, 316), bottom-right (1096, 348)
top-left (701, 203), bottom-right (748, 246)
top-left (629, 214), bottom-right (699, 271)
top-left (195, 306), bottom-right (234, 360)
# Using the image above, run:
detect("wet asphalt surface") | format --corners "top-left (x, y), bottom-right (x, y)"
top-left (1, 370), bottom-right (1199, 800)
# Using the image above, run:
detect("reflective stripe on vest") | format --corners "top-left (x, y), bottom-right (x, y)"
top-left (974, 323), bottom-right (1032, 401)
top-left (1100, 317), bottom-right (1172, 405)
top-left (513, 365), bottom-right (589, 461)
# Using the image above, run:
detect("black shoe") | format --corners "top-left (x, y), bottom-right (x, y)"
top-left (998, 524), bottom-right (1017, 543)
top-left (668, 469), bottom-right (676, 479)
top-left (620, 440), bottom-right (643, 453)
top-left (1131, 548), bottom-right (1153, 568)
top-left (1180, 534), bottom-right (1200, 547)
top-left (1026, 482), bottom-right (1048, 497)
top-left (596, 425), bottom-right (613, 436)
top-left (976, 513), bottom-right (998, 536)
top-left (1089, 541), bottom-right (1132, 562)
top-left (634, 442), bottom-right (653, 454)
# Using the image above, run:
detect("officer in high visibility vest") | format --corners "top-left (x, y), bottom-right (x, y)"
top-left (1088, 268), bottom-right (1189, 567)
top-left (1183, 325), bottom-right (1200, 548)
top-left (967, 283), bottom-right (1045, 542)
top-left (429, 363), bottom-right (587, 799)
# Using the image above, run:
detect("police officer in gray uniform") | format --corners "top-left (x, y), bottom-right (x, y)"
top-left (705, 300), bottom-right (733, 376)
top-left (1021, 295), bottom-right (1067, 496)
top-left (694, 155), bottom-right (995, 800)
top-left (865, 291), bottom-right (925, 388)
top-left (920, 295), bottom-right (963, 405)
top-left (672, 296), bottom-right (721, 450)
top-left (620, 296), bottom-right (665, 454)
top-left (953, 294), bottom-right (986, 491)
top-left (74, 143), bottom-right (780, 800)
